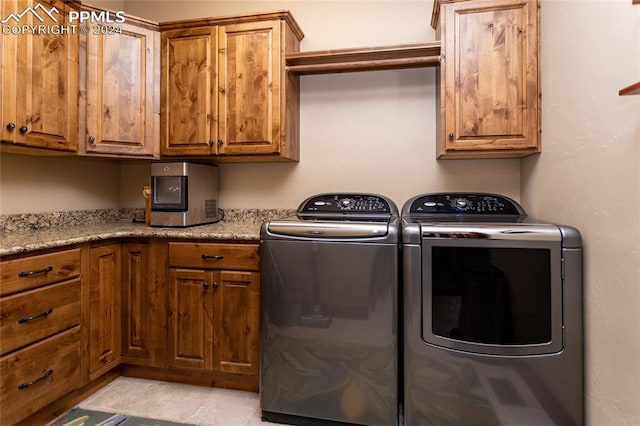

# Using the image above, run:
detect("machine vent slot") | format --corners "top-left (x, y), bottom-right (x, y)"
top-left (204, 199), bottom-right (217, 218)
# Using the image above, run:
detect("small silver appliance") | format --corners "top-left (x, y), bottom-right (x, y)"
top-left (150, 162), bottom-right (219, 227)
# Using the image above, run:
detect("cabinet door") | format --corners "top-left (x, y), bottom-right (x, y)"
top-left (218, 21), bottom-right (281, 156)
top-left (2, 0), bottom-right (78, 151)
top-left (167, 269), bottom-right (214, 370)
top-left (213, 270), bottom-right (259, 375)
top-left (86, 22), bottom-right (159, 157)
top-left (161, 27), bottom-right (218, 156)
top-left (88, 244), bottom-right (121, 377)
top-left (121, 243), bottom-right (150, 360)
top-left (439, 0), bottom-right (539, 157)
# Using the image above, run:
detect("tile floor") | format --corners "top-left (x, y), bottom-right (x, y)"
top-left (73, 376), bottom-right (279, 426)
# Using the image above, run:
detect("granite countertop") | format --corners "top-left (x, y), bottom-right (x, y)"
top-left (0, 208), bottom-right (296, 257)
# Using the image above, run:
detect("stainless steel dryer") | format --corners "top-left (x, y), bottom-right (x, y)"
top-left (402, 193), bottom-right (583, 426)
top-left (260, 193), bottom-right (400, 426)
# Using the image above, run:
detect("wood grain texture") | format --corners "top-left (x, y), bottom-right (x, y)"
top-left (121, 243), bottom-right (150, 360)
top-left (285, 42), bottom-right (441, 75)
top-left (88, 244), bottom-right (121, 378)
top-left (0, 247), bottom-right (81, 297)
top-left (167, 268), bottom-right (214, 370)
top-left (85, 23), bottom-right (159, 157)
top-left (213, 270), bottom-right (259, 375)
top-left (10, 0), bottom-right (79, 152)
top-left (218, 20), bottom-right (279, 155)
top-left (0, 279), bottom-right (81, 356)
top-left (168, 242), bottom-right (259, 270)
top-left (437, 0), bottom-right (540, 158)
top-left (161, 27), bottom-right (217, 156)
top-left (0, 327), bottom-right (81, 425)
top-left (160, 13), bottom-right (302, 161)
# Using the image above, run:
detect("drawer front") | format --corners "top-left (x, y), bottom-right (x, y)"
top-left (168, 243), bottom-right (259, 270)
top-left (0, 279), bottom-right (81, 356)
top-left (0, 248), bottom-right (81, 296)
top-left (1, 326), bottom-right (81, 425)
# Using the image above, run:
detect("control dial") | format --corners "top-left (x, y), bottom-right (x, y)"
top-left (454, 198), bottom-right (469, 211)
top-left (338, 198), bottom-right (356, 209)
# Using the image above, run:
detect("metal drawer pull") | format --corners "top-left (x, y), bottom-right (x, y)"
top-left (18, 369), bottom-right (53, 390)
top-left (201, 254), bottom-right (224, 260)
top-left (18, 265), bottom-right (53, 277)
top-left (18, 308), bottom-right (53, 324)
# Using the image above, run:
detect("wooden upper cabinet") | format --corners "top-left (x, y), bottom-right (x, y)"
top-left (218, 21), bottom-right (280, 156)
top-left (84, 19), bottom-right (160, 157)
top-left (160, 12), bottom-right (303, 161)
top-left (0, 0), bottom-right (78, 152)
top-left (161, 27), bottom-right (217, 156)
top-left (434, 0), bottom-right (540, 158)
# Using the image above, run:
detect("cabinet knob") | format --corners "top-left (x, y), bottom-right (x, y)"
top-left (217, 139), bottom-right (223, 147)
top-left (208, 140), bottom-right (214, 146)
top-left (6, 122), bottom-right (16, 131)
top-left (448, 133), bottom-right (455, 141)
top-left (19, 125), bottom-right (28, 134)
top-left (203, 282), bottom-right (211, 289)
top-left (213, 282), bottom-right (219, 290)
top-left (88, 136), bottom-right (96, 145)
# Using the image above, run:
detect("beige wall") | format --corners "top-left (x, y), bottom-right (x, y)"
top-left (522, 1), bottom-right (640, 424)
top-left (0, 154), bottom-right (121, 214)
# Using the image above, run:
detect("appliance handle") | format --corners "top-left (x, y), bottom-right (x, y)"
top-left (267, 221), bottom-right (389, 238)
top-left (421, 224), bottom-right (562, 241)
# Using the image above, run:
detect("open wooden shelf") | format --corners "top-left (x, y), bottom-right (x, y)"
top-left (619, 81), bottom-right (640, 96)
top-left (285, 41), bottom-right (441, 75)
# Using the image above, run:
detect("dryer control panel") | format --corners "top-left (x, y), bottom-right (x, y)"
top-left (298, 193), bottom-right (395, 215)
top-left (408, 193), bottom-right (525, 215)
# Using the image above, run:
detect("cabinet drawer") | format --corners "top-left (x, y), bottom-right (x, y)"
top-left (0, 279), bottom-right (81, 356)
top-left (168, 243), bottom-right (259, 270)
top-left (0, 326), bottom-right (81, 425)
top-left (0, 248), bottom-right (81, 296)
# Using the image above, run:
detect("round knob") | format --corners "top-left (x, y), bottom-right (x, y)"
top-left (19, 125), bottom-right (28, 134)
top-left (217, 139), bottom-right (223, 147)
top-left (213, 282), bottom-right (219, 290)
top-left (448, 133), bottom-right (454, 141)
top-left (339, 198), bottom-right (355, 209)
top-left (203, 282), bottom-right (211, 290)
top-left (6, 122), bottom-right (16, 131)
top-left (208, 140), bottom-right (214, 146)
top-left (88, 136), bottom-right (95, 145)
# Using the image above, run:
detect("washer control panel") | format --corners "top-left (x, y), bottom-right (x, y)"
top-left (408, 193), bottom-right (524, 215)
top-left (299, 194), bottom-right (393, 214)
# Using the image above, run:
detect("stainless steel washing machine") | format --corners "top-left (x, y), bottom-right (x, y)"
top-left (260, 193), bottom-right (400, 426)
top-left (402, 193), bottom-right (583, 426)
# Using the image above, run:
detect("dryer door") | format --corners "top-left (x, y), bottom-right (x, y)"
top-left (421, 229), bottom-right (563, 356)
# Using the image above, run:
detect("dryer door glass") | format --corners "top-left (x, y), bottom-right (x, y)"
top-left (422, 240), bottom-right (563, 356)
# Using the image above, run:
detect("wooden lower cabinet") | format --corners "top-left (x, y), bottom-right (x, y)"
top-left (166, 242), bottom-right (260, 378)
top-left (167, 268), bottom-right (214, 370)
top-left (88, 244), bottom-right (122, 379)
top-left (166, 268), bottom-right (260, 375)
top-left (214, 270), bottom-right (259, 376)
top-left (121, 242), bottom-right (151, 361)
top-left (0, 327), bottom-right (81, 425)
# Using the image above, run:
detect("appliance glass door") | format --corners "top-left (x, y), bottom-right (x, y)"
top-left (152, 176), bottom-right (187, 211)
top-left (422, 239), bottom-right (563, 355)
